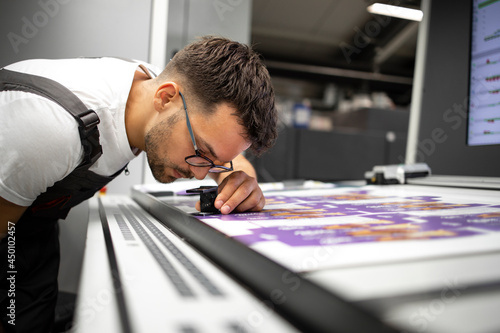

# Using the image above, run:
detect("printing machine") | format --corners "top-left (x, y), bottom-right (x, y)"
top-left (73, 177), bottom-right (500, 333)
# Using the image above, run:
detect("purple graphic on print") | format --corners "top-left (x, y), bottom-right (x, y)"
top-left (197, 192), bottom-right (487, 221)
top-left (166, 190), bottom-right (500, 247)
top-left (233, 210), bottom-right (500, 247)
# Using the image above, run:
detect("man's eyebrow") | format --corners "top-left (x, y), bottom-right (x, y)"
top-left (197, 137), bottom-right (229, 163)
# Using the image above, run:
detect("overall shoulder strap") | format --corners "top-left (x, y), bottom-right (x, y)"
top-left (0, 68), bottom-right (102, 169)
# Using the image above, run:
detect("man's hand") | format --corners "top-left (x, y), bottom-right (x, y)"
top-left (200, 153), bottom-right (265, 214)
top-left (213, 170), bottom-right (265, 214)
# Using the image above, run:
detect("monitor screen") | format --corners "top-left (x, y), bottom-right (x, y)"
top-left (467, 0), bottom-right (500, 146)
top-left (416, 0), bottom-right (499, 177)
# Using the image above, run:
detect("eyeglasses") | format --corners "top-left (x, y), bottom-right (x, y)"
top-left (180, 91), bottom-right (234, 173)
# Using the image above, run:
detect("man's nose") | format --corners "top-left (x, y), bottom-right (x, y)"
top-left (190, 165), bottom-right (210, 180)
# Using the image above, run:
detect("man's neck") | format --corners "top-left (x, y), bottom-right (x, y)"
top-left (124, 70), bottom-right (153, 152)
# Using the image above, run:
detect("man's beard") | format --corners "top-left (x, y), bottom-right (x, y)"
top-left (144, 112), bottom-right (192, 183)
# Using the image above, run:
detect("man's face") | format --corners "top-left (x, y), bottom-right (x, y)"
top-left (144, 101), bottom-right (250, 183)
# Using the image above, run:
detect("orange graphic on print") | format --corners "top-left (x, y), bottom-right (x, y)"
top-left (321, 193), bottom-right (386, 201)
top-left (396, 202), bottom-right (468, 210)
top-left (324, 220), bottom-right (456, 242)
top-left (478, 211), bottom-right (500, 218)
top-left (262, 208), bottom-right (345, 219)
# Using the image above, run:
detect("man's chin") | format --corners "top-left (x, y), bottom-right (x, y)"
top-left (162, 177), bottom-right (177, 184)
top-left (150, 165), bottom-right (191, 183)
top-left (151, 172), bottom-right (176, 184)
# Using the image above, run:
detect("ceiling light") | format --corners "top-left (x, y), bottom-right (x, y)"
top-left (367, 3), bottom-right (423, 21)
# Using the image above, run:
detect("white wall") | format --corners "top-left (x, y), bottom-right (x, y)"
top-left (165, 0), bottom-right (252, 61)
top-left (0, 0), bottom-right (151, 65)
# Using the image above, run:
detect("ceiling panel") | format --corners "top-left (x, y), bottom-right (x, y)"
top-left (253, 0), bottom-right (336, 32)
top-left (252, 0), bottom-right (419, 79)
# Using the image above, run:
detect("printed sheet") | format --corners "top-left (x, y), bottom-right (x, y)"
top-left (160, 184), bottom-right (500, 272)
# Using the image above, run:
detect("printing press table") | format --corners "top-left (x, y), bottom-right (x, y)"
top-left (73, 179), bottom-right (500, 333)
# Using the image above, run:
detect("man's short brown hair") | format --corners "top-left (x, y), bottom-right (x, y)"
top-left (161, 36), bottom-right (277, 156)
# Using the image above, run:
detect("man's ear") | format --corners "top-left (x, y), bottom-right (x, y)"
top-left (153, 82), bottom-right (179, 112)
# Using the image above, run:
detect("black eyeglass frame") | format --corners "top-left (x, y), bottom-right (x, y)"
top-left (180, 91), bottom-right (234, 173)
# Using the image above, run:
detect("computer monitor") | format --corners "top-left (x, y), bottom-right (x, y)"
top-left (467, 0), bottom-right (500, 146)
top-left (416, 0), bottom-right (500, 177)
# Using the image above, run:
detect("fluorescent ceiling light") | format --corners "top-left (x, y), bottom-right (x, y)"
top-left (367, 3), bottom-right (423, 21)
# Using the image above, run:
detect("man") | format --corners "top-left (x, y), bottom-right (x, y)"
top-left (0, 36), bottom-right (277, 332)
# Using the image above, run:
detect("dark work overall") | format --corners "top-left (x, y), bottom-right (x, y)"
top-left (0, 69), bottom-right (125, 332)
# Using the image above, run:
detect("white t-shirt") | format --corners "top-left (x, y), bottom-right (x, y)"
top-left (0, 57), bottom-right (152, 207)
